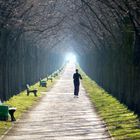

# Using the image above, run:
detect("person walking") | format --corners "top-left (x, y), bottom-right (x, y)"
top-left (73, 69), bottom-right (82, 98)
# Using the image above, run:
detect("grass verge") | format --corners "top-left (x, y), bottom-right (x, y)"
top-left (0, 75), bottom-right (59, 136)
top-left (81, 70), bottom-right (140, 140)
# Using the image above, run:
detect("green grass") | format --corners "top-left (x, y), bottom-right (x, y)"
top-left (81, 71), bottom-right (140, 140)
top-left (0, 75), bottom-right (58, 136)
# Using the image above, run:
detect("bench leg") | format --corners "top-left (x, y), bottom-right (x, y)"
top-left (9, 110), bottom-right (16, 121)
top-left (34, 91), bottom-right (37, 97)
top-left (27, 91), bottom-right (29, 96)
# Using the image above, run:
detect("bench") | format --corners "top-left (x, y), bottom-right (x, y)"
top-left (52, 72), bottom-right (58, 77)
top-left (0, 105), bottom-right (16, 121)
top-left (47, 75), bottom-right (53, 82)
top-left (59, 67), bottom-right (63, 73)
top-left (26, 84), bottom-right (38, 96)
top-left (58, 69), bottom-right (61, 73)
top-left (40, 79), bottom-right (47, 87)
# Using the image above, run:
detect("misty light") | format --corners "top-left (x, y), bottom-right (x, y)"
top-left (65, 53), bottom-right (77, 63)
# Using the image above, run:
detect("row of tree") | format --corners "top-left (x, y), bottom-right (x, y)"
top-left (73, 0), bottom-right (140, 114)
top-left (0, 0), bottom-right (66, 101)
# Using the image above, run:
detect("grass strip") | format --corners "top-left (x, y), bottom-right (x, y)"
top-left (0, 75), bottom-right (59, 136)
top-left (81, 70), bottom-right (140, 140)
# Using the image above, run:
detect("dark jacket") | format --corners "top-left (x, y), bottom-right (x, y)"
top-left (73, 73), bottom-right (82, 85)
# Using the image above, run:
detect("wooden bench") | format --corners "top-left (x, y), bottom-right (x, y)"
top-left (40, 79), bottom-right (47, 87)
top-left (0, 105), bottom-right (16, 121)
top-left (59, 67), bottom-right (63, 73)
top-left (26, 84), bottom-right (38, 96)
top-left (47, 75), bottom-right (53, 82)
top-left (52, 72), bottom-right (58, 77)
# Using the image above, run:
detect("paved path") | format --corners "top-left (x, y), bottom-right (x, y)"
top-left (2, 63), bottom-right (111, 140)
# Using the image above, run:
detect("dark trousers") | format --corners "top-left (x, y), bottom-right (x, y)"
top-left (74, 84), bottom-right (80, 96)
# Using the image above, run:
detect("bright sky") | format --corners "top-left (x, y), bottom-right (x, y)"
top-left (65, 53), bottom-right (77, 63)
